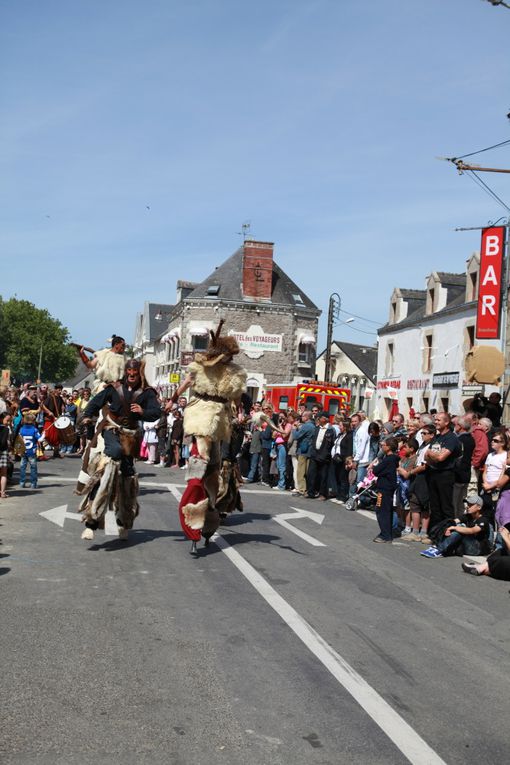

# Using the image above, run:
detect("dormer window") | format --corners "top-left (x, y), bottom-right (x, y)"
top-left (391, 301), bottom-right (397, 323)
top-left (428, 287), bottom-right (435, 313)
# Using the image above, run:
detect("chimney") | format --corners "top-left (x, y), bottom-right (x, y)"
top-left (242, 240), bottom-right (274, 301)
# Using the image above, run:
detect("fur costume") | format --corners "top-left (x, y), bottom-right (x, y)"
top-left (91, 348), bottom-right (126, 393)
top-left (79, 453), bottom-right (139, 531)
top-left (179, 321), bottom-right (247, 550)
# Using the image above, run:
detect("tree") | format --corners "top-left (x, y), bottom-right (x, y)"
top-left (0, 297), bottom-right (77, 384)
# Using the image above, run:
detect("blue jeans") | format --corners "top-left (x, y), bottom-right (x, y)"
top-left (20, 454), bottom-right (38, 487)
top-left (276, 444), bottom-right (287, 489)
top-left (247, 452), bottom-right (260, 481)
top-left (438, 526), bottom-right (483, 557)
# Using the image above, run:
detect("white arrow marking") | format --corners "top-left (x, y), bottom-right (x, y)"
top-left (273, 506), bottom-right (326, 547)
top-left (39, 504), bottom-right (119, 536)
top-left (39, 505), bottom-right (81, 528)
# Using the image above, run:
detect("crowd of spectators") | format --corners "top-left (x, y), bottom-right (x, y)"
top-left (2, 381), bottom-right (509, 584)
top-left (239, 391), bottom-right (510, 584)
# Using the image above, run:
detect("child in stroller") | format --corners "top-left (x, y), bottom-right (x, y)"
top-left (344, 470), bottom-right (378, 511)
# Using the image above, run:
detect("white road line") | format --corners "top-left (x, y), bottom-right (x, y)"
top-left (169, 485), bottom-right (444, 764)
top-left (273, 508), bottom-right (326, 547)
top-left (356, 508), bottom-right (377, 522)
top-left (213, 531), bottom-right (445, 765)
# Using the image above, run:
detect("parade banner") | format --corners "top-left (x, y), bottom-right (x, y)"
top-left (476, 226), bottom-right (505, 339)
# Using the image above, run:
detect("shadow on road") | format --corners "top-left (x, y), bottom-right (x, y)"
top-left (87, 528), bottom-right (183, 552)
top-left (199, 531), bottom-right (305, 557)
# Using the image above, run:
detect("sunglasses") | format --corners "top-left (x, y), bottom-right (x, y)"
top-left (492, 438), bottom-right (504, 443)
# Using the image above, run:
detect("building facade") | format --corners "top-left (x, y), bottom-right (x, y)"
top-left (376, 255), bottom-right (501, 418)
top-left (136, 241), bottom-right (321, 402)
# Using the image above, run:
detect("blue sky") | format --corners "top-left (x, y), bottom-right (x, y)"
top-left (1, 0), bottom-right (510, 352)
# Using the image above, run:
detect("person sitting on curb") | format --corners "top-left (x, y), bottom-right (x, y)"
top-left (420, 494), bottom-right (492, 559)
top-left (462, 525), bottom-right (510, 579)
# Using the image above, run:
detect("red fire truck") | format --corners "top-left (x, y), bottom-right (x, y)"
top-left (263, 382), bottom-right (351, 418)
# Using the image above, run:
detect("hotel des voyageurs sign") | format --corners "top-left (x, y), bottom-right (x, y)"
top-left (228, 325), bottom-right (283, 359)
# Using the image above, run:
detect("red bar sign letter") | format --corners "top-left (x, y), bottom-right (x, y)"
top-left (476, 226), bottom-right (505, 339)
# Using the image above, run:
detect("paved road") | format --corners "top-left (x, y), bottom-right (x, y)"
top-left (1, 457), bottom-right (509, 764)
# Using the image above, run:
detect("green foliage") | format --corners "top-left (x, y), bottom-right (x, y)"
top-left (0, 297), bottom-right (77, 383)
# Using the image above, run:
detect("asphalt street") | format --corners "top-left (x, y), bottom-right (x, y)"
top-left (1, 456), bottom-right (509, 765)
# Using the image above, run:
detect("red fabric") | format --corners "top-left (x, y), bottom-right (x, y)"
top-left (43, 421), bottom-right (59, 447)
top-left (178, 478), bottom-right (205, 542)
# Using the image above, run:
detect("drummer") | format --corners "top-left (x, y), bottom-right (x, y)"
top-left (41, 384), bottom-right (65, 459)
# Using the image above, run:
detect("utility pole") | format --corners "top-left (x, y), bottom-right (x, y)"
top-left (324, 293), bottom-right (341, 383)
top-left (446, 158), bottom-right (510, 419)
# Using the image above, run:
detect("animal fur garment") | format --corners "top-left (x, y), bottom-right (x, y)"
top-left (183, 360), bottom-right (247, 442)
top-left (94, 348), bottom-right (126, 385)
top-left (183, 496), bottom-right (209, 530)
top-left (79, 454), bottom-right (139, 529)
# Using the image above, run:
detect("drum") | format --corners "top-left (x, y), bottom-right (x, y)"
top-left (54, 415), bottom-right (76, 446)
top-left (43, 421), bottom-right (60, 447)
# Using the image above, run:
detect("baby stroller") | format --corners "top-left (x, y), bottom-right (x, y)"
top-left (344, 472), bottom-right (378, 511)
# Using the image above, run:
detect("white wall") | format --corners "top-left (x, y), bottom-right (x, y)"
top-left (376, 307), bottom-right (501, 419)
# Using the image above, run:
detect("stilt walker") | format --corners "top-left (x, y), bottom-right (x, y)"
top-left (178, 321), bottom-right (247, 554)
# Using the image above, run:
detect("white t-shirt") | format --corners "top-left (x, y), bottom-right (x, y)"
top-left (485, 451), bottom-right (507, 484)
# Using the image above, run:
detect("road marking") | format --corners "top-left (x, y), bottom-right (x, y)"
top-left (213, 531), bottom-right (446, 765)
top-left (168, 485), bottom-right (444, 763)
top-left (39, 505), bottom-right (82, 528)
top-left (356, 508), bottom-right (377, 522)
top-left (273, 507), bottom-right (326, 547)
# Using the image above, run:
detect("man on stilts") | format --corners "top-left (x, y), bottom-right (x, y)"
top-left (177, 321), bottom-right (247, 554)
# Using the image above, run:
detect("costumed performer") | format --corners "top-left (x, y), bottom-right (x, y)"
top-left (75, 335), bottom-right (126, 393)
top-left (77, 358), bottom-right (160, 541)
top-left (178, 320), bottom-right (247, 554)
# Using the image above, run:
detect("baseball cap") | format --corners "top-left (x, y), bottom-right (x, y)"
top-left (465, 494), bottom-right (483, 507)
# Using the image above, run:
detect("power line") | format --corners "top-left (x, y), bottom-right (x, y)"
top-left (453, 137), bottom-right (510, 161)
top-left (338, 308), bottom-right (382, 326)
top-left (465, 169), bottom-right (510, 214)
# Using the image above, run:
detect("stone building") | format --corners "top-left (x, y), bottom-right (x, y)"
top-left (315, 341), bottom-right (377, 415)
top-left (137, 240), bottom-right (320, 402)
top-left (376, 255), bottom-right (501, 418)
top-left (133, 301), bottom-right (174, 384)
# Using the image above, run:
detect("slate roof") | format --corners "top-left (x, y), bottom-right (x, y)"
top-left (379, 271), bottom-right (471, 335)
top-left (147, 302), bottom-right (174, 341)
top-left (333, 341), bottom-right (377, 382)
top-left (184, 247), bottom-right (319, 312)
top-left (61, 359), bottom-right (95, 389)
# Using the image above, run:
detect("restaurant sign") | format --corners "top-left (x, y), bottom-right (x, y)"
top-left (432, 372), bottom-right (460, 388)
top-left (228, 325), bottom-right (283, 359)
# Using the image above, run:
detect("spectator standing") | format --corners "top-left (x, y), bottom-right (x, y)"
top-left (245, 423), bottom-right (262, 482)
top-left (18, 413), bottom-right (40, 489)
top-left (405, 424), bottom-right (436, 543)
top-left (293, 411), bottom-right (315, 496)
top-left (350, 413), bottom-right (371, 496)
top-left (372, 436), bottom-right (399, 543)
top-left (143, 418), bottom-right (159, 464)
top-left (155, 410), bottom-right (168, 466)
top-left (465, 412), bottom-right (489, 494)
top-left (0, 412), bottom-right (11, 498)
top-left (306, 412), bottom-right (335, 500)
top-left (425, 412), bottom-right (460, 531)
top-left (452, 416), bottom-right (475, 515)
top-left (273, 413), bottom-right (292, 491)
top-left (330, 419), bottom-right (353, 504)
top-left (41, 384), bottom-right (65, 458)
top-left (260, 403), bottom-right (277, 485)
top-left (480, 431), bottom-right (508, 523)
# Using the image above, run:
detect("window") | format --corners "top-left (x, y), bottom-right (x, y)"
top-left (407, 397), bottom-right (413, 413)
top-left (192, 334), bottom-right (208, 351)
top-left (423, 395), bottom-right (429, 412)
top-left (385, 342), bottom-right (394, 376)
top-left (428, 288), bottom-right (435, 313)
top-left (441, 396), bottom-right (449, 413)
top-left (279, 396), bottom-right (289, 411)
top-left (391, 301), bottom-right (397, 324)
top-left (298, 343), bottom-right (312, 364)
top-left (466, 325), bottom-right (475, 351)
top-left (207, 285), bottom-right (220, 296)
top-left (423, 333), bottom-right (433, 373)
top-left (293, 293), bottom-right (305, 306)
top-left (469, 271), bottom-right (477, 301)
top-left (328, 399), bottom-right (339, 416)
top-left (305, 396), bottom-right (319, 409)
